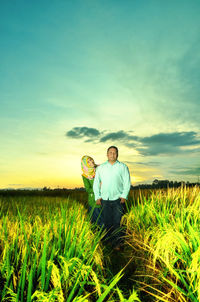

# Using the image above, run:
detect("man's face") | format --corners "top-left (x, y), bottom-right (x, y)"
top-left (107, 148), bottom-right (118, 162)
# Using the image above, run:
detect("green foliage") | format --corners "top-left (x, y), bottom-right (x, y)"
top-left (0, 194), bottom-right (141, 301)
top-left (0, 196), bottom-right (120, 301)
top-left (123, 185), bottom-right (200, 301)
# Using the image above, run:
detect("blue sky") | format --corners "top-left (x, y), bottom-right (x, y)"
top-left (0, 0), bottom-right (200, 188)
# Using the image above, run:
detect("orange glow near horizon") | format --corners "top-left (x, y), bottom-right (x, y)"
top-left (0, 173), bottom-right (144, 189)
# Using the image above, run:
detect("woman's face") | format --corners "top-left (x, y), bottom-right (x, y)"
top-left (87, 157), bottom-right (95, 167)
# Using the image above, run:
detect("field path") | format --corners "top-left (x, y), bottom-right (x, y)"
top-left (102, 243), bottom-right (153, 301)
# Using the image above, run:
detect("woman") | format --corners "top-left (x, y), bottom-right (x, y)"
top-left (81, 155), bottom-right (103, 227)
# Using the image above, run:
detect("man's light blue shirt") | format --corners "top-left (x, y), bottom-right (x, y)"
top-left (93, 160), bottom-right (131, 201)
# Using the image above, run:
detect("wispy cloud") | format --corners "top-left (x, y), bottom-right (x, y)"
top-left (171, 167), bottom-right (200, 176)
top-left (138, 132), bottom-right (200, 156)
top-left (140, 132), bottom-right (199, 146)
top-left (100, 130), bottom-right (138, 143)
top-left (66, 127), bottom-right (101, 139)
top-left (130, 161), bottom-right (161, 166)
top-left (66, 127), bottom-right (200, 156)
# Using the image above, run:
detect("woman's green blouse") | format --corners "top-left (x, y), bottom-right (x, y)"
top-left (82, 175), bottom-right (101, 208)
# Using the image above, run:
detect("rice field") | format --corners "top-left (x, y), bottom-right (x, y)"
top-left (123, 185), bottom-right (200, 302)
top-left (0, 195), bottom-right (140, 301)
top-left (0, 186), bottom-right (200, 301)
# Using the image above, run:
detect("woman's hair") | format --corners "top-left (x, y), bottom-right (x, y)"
top-left (107, 146), bottom-right (118, 156)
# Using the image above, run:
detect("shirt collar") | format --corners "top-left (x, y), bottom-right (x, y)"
top-left (107, 160), bottom-right (119, 165)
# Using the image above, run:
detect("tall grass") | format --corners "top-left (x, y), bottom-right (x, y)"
top-left (123, 185), bottom-right (200, 301)
top-left (0, 195), bottom-right (140, 301)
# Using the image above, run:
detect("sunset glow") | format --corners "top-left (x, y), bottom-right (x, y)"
top-left (1, 0), bottom-right (200, 189)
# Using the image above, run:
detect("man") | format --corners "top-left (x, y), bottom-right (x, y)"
top-left (93, 146), bottom-right (131, 250)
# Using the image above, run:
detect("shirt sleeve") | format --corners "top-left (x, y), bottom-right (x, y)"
top-left (93, 167), bottom-right (102, 201)
top-left (82, 175), bottom-right (93, 194)
top-left (121, 164), bottom-right (131, 199)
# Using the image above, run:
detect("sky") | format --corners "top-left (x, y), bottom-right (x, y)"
top-left (0, 0), bottom-right (200, 189)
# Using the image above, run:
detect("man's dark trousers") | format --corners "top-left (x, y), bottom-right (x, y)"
top-left (101, 198), bottom-right (125, 248)
top-left (88, 206), bottom-right (103, 227)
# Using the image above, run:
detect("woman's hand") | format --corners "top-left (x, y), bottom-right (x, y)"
top-left (96, 198), bottom-right (102, 205)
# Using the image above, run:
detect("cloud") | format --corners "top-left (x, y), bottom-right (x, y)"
top-left (141, 132), bottom-right (200, 147)
top-left (134, 161), bottom-right (161, 166)
top-left (100, 130), bottom-right (126, 142)
top-left (138, 132), bottom-right (200, 156)
top-left (100, 130), bottom-right (138, 142)
top-left (124, 161), bottom-right (160, 166)
top-left (66, 127), bottom-right (101, 139)
top-left (66, 127), bottom-right (200, 156)
top-left (171, 167), bottom-right (200, 176)
top-left (124, 142), bottom-right (138, 148)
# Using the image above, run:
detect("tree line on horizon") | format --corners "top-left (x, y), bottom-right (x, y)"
top-left (0, 179), bottom-right (199, 197)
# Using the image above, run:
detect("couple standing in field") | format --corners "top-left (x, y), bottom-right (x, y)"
top-left (81, 146), bottom-right (131, 251)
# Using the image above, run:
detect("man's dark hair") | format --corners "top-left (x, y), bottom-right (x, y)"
top-left (107, 146), bottom-right (118, 156)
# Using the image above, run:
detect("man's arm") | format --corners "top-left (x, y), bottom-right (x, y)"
top-left (120, 164), bottom-right (131, 201)
top-left (93, 167), bottom-right (102, 201)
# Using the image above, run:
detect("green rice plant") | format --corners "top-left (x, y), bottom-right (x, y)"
top-left (44, 242), bottom-right (56, 292)
top-left (96, 270), bottom-right (123, 302)
top-left (31, 287), bottom-right (62, 301)
top-left (27, 267), bottom-right (33, 302)
top-left (0, 195), bottom-right (131, 301)
top-left (116, 286), bottom-right (141, 302)
top-left (41, 229), bottom-right (47, 291)
top-left (124, 186), bottom-right (200, 301)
